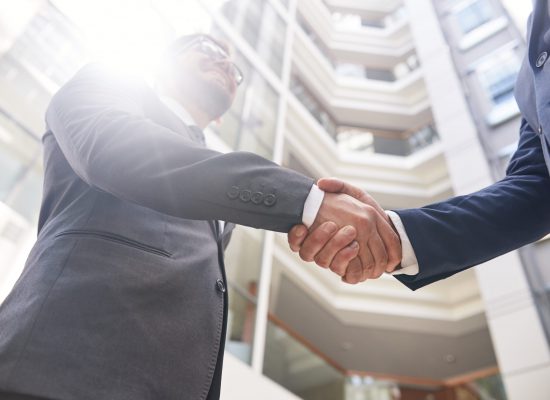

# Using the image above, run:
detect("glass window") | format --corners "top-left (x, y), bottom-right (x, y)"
top-left (220, 0), bottom-right (287, 76)
top-left (0, 110), bottom-right (40, 202)
top-left (211, 49), bottom-right (279, 158)
top-left (477, 49), bottom-right (520, 106)
top-left (455, 0), bottom-right (493, 35)
top-left (290, 75), bottom-right (337, 138)
top-left (224, 228), bottom-right (266, 365)
top-left (5, 159), bottom-right (43, 223)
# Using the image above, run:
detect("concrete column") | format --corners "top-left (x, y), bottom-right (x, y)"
top-left (403, 0), bottom-right (550, 398)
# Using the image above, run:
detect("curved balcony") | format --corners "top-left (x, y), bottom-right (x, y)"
top-left (298, 0), bottom-right (414, 69)
top-left (292, 29), bottom-right (431, 131)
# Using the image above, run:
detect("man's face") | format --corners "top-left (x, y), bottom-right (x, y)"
top-left (170, 36), bottom-right (242, 120)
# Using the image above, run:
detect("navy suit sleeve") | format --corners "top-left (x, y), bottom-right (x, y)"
top-left (45, 64), bottom-right (314, 232)
top-left (394, 119), bottom-right (550, 290)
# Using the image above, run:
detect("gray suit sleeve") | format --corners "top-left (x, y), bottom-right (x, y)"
top-left (45, 64), bottom-right (314, 232)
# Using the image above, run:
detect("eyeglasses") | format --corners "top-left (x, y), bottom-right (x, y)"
top-left (178, 36), bottom-right (244, 86)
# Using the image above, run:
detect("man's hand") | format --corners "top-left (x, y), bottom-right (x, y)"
top-left (289, 178), bottom-right (402, 284)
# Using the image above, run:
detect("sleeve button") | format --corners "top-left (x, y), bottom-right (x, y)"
top-left (239, 190), bottom-right (252, 202)
top-left (251, 192), bottom-right (264, 204)
top-left (227, 186), bottom-right (239, 199)
top-left (264, 194), bottom-right (277, 207)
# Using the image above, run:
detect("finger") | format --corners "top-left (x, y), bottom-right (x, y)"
top-left (328, 241), bottom-right (359, 275)
top-left (318, 178), bottom-right (386, 216)
top-left (357, 245), bottom-right (375, 281)
top-left (298, 221), bottom-right (338, 263)
top-left (314, 225), bottom-right (357, 269)
top-left (366, 234), bottom-right (388, 280)
top-left (288, 224), bottom-right (308, 252)
top-left (376, 218), bottom-right (402, 272)
top-left (342, 258), bottom-right (363, 284)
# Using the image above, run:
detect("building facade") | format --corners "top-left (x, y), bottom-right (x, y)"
top-left (0, 0), bottom-right (548, 399)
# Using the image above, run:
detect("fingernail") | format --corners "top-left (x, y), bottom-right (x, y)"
top-left (343, 226), bottom-right (355, 235)
top-left (325, 222), bottom-right (337, 234)
top-left (350, 241), bottom-right (359, 249)
top-left (295, 228), bottom-right (305, 237)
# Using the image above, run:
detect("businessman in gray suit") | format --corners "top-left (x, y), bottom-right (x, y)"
top-left (0, 34), bottom-right (401, 400)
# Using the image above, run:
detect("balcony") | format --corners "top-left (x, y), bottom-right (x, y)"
top-left (297, 0), bottom-right (414, 69)
top-left (289, 76), bottom-right (439, 158)
top-left (225, 279), bottom-right (507, 400)
top-left (292, 29), bottom-right (430, 130)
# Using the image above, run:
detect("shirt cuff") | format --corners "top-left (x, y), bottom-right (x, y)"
top-left (302, 184), bottom-right (325, 228)
top-left (385, 211), bottom-right (419, 276)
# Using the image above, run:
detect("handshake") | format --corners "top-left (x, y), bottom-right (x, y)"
top-left (287, 177), bottom-right (403, 284)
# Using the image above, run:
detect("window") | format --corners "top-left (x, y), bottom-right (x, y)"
top-left (455, 0), bottom-right (494, 35)
top-left (220, 0), bottom-right (287, 76)
top-left (475, 47), bottom-right (521, 126)
top-left (210, 47), bottom-right (279, 159)
top-left (477, 49), bottom-right (520, 106)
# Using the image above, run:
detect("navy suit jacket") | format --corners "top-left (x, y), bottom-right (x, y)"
top-left (395, 2), bottom-right (550, 290)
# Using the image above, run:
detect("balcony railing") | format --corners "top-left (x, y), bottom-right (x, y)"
top-left (337, 124), bottom-right (440, 156)
top-left (296, 15), bottom-right (419, 84)
top-left (289, 77), bottom-right (439, 157)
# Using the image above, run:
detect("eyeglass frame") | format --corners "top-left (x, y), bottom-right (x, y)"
top-left (174, 35), bottom-right (244, 86)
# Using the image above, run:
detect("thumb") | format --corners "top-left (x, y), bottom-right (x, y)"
top-left (317, 177), bottom-right (364, 200)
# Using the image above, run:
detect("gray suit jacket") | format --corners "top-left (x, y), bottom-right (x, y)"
top-left (0, 64), bottom-right (314, 400)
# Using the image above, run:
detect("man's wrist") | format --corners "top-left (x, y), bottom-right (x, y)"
top-left (302, 184), bottom-right (325, 228)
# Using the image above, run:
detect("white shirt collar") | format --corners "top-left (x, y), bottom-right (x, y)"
top-left (158, 94), bottom-right (198, 128)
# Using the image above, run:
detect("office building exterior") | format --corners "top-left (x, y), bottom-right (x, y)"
top-left (0, 0), bottom-right (548, 398)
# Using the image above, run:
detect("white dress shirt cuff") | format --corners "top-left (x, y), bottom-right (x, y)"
top-left (302, 185), bottom-right (325, 228)
top-left (385, 211), bottom-right (419, 276)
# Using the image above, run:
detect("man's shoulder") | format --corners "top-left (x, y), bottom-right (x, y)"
top-left (66, 62), bottom-right (150, 93)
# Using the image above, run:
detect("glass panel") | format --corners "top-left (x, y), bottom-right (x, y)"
top-left (264, 318), bottom-right (346, 400)
top-left (0, 55), bottom-right (52, 135)
top-left (0, 110), bottom-right (40, 201)
top-left (477, 50), bottom-right (521, 106)
top-left (224, 227), bottom-right (265, 365)
top-left (210, 46), bottom-right (278, 157)
top-left (8, 3), bottom-right (87, 87)
top-left (290, 75), bottom-right (337, 138)
top-left (5, 159), bottom-right (43, 223)
top-left (226, 284), bottom-right (257, 365)
top-left (220, 0), bottom-right (286, 76)
top-left (455, 0), bottom-right (493, 35)
top-left (345, 376), bottom-right (401, 400)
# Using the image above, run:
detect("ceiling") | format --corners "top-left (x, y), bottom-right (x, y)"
top-left (270, 275), bottom-right (497, 383)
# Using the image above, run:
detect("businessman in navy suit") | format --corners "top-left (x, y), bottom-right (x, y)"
top-left (288, 1), bottom-right (550, 290)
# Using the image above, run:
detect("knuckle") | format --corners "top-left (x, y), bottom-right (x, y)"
top-left (299, 248), bottom-right (314, 262)
top-left (314, 254), bottom-right (329, 269)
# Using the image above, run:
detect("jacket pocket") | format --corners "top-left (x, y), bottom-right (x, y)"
top-left (54, 229), bottom-right (172, 258)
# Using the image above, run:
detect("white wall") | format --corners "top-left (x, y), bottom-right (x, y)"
top-left (221, 353), bottom-right (301, 400)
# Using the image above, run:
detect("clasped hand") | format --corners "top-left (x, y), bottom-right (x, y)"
top-left (288, 178), bottom-right (402, 284)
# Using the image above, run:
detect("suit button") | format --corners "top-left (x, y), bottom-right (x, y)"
top-left (536, 52), bottom-right (548, 68)
top-left (227, 186), bottom-right (239, 199)
top-left (264, 194), bottom-right (277, 207)
top-left (251, 192), bottom-right (264, 204)
top-left (239, 190), bottom-right (252, 202)
top-left (216, 279), bottom-right (226, 293)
